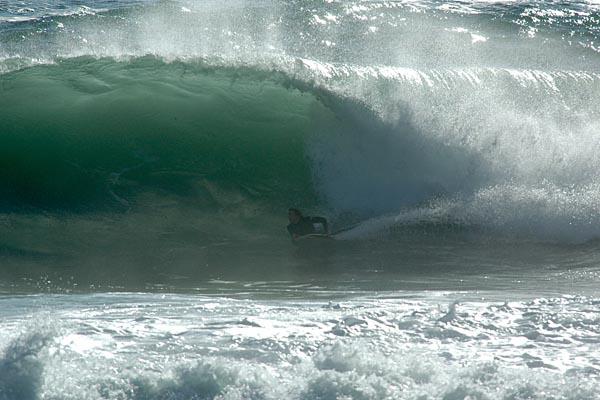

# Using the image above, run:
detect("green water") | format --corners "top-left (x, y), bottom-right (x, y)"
top-left (0, 57), bottom-right (326, 211)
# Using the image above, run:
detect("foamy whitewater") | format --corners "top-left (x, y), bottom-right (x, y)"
top-left (1, 0), bottom-right (600, 399)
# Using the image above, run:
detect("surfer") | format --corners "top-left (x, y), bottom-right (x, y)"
top-left (287, 208), bottom-right (329, 240)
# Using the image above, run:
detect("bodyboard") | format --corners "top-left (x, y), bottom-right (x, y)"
top-left (294, 233), bottom-right (335, 242)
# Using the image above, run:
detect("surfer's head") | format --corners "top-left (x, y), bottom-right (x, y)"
top-left (288, 208), bottom-right (302, 224)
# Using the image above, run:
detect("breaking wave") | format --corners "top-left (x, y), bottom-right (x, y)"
top-left (2, 0), bottom-right (600, 247)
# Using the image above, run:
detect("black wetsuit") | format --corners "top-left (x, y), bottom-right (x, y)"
top-left (287, 216), bottom-right (329, 238)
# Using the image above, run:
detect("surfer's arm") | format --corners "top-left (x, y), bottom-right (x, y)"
top-left (289, 231), bottom-right (301, 243)
top-left (287, 225), bottom-right (300, 241)
top-left (310, 216), bottom-right (329, 234)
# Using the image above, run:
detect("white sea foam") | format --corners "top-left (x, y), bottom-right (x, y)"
top-left (1, 293), bottom-right (598, 399)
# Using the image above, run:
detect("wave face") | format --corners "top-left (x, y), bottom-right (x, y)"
top-left (2, 0), bottom-right (600, 249)
top-left (0, 58), bottom-right (323, 211)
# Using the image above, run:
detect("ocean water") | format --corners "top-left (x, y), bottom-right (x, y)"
top-left (1, 0), bottom-right (600, 399)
